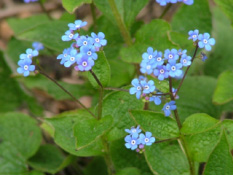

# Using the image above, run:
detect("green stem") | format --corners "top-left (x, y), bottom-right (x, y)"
top-left (107, 0), bottom-right (132, 46)
top-left (159, 3), bottom-right (172, 19)
top-left (39, 0), bottom-right (52, 20)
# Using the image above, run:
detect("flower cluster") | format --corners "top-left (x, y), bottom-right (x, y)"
top-left (124, 126), bottom-right (155, 153)
top-left (24, 0), bottom-right (38, 3)
top-left (17, 42), bottom-right (44, 77)
top-left (156, 0), bottom-right (194, 6)
top-left (57, 20), bottom-right (107, 71)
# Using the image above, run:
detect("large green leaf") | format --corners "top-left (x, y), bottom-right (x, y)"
top-left (28, 144), bottom-right (73, 174)
top-left (62, 0), bottom-right (92, 13)
top-left (87, 51), bottom-right (111, 88)
top-left (171, 0), bottom-right (212, 34)
top-left (0, 112), bottom-right (42, 174)
top-left (222, 120), bottom-right (233, 149)
top-left (144, 141), bottom-right (189, 175)
top-left (214, 0), bottom-right (233, 26)
top-left (120, 20), bottom-right (177, 63)
top-left (102, 91), bottom-right (144, 141)
top-left (44, 110), bottom-right (104, 157)
top-left (204, 131), bottom-right (233, 175)
top-left (213, 70), bottom-right (233, 104)
top-left (116, 167), bottom-right (141, 175)
top-left (73, 115), bottom-right (113, 150)
top-left (130, 110), bottom-right (179, 140)
top-left (181, 113), bottom-right (220, 135)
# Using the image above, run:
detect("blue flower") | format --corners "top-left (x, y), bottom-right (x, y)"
top-left (200, 52), bottom-right (207, 61)
top-left (17, 58), bottom-right (35, 77)
top-left (153, 65), bottom-right (169, 81)
top-left (141, 80), bottom-right (155, 94)
top-left (68, 20), bottom-right (87, 31)
top-left (198, 33), bottom-right (215, 51)
top-left (20, 48), bottom-right (38, 60)
top-left (76, 36), bottom-right (94, 48)
top-left (188, 29), bottom-right (199, 42)
top-left (164, 49), bottom-right (179, 63)
top-left (76, 55), bottom-right (94, 71)
top-left (64, 49), bottom-right (78, 67)
top-left (149, 94), bottom-right (162, 105)
top-left (57, 48), bottom-right (71, 65)
top-left (62, 30), bottom-right (78, 41)
top-left (180, 54), bottom-right (192, 67)
top-left (154, 51), bottom-right (164, 66)
top-left (166, 60), bottom-right (183, 78)
top-left (129, 78), bottom-right (142, 99)
top-left (181, 0), bottom-right (194, 5)
top-left (124, 134), bottom-right (140, 150)
top-left (138, 75), bottom-right (147, 81)
top-left (125, 126), bottom-right (142, 136)
top-left (156, 0), bottom-right (169, 6)
top-left (80, 46), bottom-right (98, 60)
top-left (91, 32), bottom-right (107, 48)
top-left (140, 60), bottom-right (156, 74)
top-left (24, 0), bottom-right (38, 3)
top-left (178, 49), bottom-right (187, 56)
top-left (162, 101), bottom-right (177, 116)
top-left (139, 132), bottom-right (156, 146)
top-left (172, 88), bottom-right (179, 99)
top-left (32, 42), bottom-right (44, 51)
top-left (170, 0), bottom-right (178, 3)
top-left (142, 47), bottom-right (157, 63)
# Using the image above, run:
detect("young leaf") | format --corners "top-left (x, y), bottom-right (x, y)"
top-left (61, 0), bottom-right (92, 13)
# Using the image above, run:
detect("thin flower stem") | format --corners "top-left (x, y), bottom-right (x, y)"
top-left (39, 0), bottom-right (52, 20)
top-left (174, 45), bottom-right (199, 97)
top-left (38, 69), bottom-right (97, 119)
top-left (107, 0), bottom-right (132, 46)
top-left (159, 3), bottom-right (172, 19)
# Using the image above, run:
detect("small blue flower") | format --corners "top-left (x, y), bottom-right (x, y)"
top-left (141, 80), bottom-right (156, 94)
top-left (140, 60), bottom-right (156, 74)
top-left (181, 0), bottom-right (194, 5)
top-left (62, 30), bottom-right (78, 41)
top-left (17, 58), bottom-right (35, 77)
top-left (76, 36), bottom-right (94, 48)
top-left (164, 49), bottom-right (179, 63)
top-left (142, 47), bottom-right (157, 63)
top-left (166, 60), bottom-right (183, 78)
top-left (68, 20), bottom-right (87, 31)
top-left (129, 78), bottom-right (142, 99)
top-left (153, 65), bottom-right (169, 81)
top-left (91, 32), bottom-right (107, 48)
top-left (162, 101), bottom-right (177, 116)
top-left (57, 48), bottom-right (71, 65)
top-left (172, 88), bottom-right (179, 99)
top-left (180, 54), bottom-right (192, 67)
top-left (124, 134), bottom-right (140, 150)
top-left (24, 0), bottom-right (38, 3)
top-left (32, 42), bottom-right (44, 51)
top-left (149, 94), bottom-right (162, 105)
top-left (198, 33), bottom-right (215, 51)
top-left (138, 75), bottom-right (147, 81)
top-left (80, 46), bottom-right (98, 60)
top-left (64, 49), bottom-right (78, 67)
top-left (188, 29), bottom-right (199, 42)
top-left (200, 52), bottom-right (208, 61)
top-left (139, 132), bottom-right (156, 146)
top-left (76, 55), bottom-right (94, 71)
top-left (154, 51), bottom-right (164, 66)
top-left (20, 48), bottom-right (38, 60)
top-left (125, 126), bottom-right (142, 136)
top-left (178, 49), bottom-right (187, 56)
top-left (156, 0), bottom-right (169, 6)
top-left (170, 0), bottom-right (178, 3)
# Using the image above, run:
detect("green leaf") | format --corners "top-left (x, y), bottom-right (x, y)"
top-left (83, 157), bottom-right (108, 175)
top-left (204, 131), bottom-right (233, 175)
top-left (18, 21), bottom-right (70, 52)
top-left (0, 112), bottom-right (42, 174)
top-left (62, 0), bottom-right (92, 13)
top-left (130, 110), bottom-right (179, 139)
top-left (204, 8), bottom-right (233, 77)
top-left (116, 167), bottom-right (141, 175)
top-left (73, 115), bottom-right (113, 150)
top-left (7, 14), bottom-right (50, 35)
top-left (144, 141), bottom-right (189, 175)
top-left (120, 20), bottom-right (177, 63)
top-left (181, 113), bottom-right (219, 135)
top-left (222, 120), bottom-right (233, 149)
top-left (44, 110), bottom-right (104, 156)
top-left (184, 125), bottom-right (221, 162)
top-left (214, 0), bottom-right (233, 26)
top-left (110, 139), bottom-right (152, 175)
top-left (102, 91), bottom-right (144, 141)
top-left (87, 51), bottom-right (111, 88)
top-left (28, 144), bottom-right (73, 174)
top-left (171, 0), bottom-right (212, 33)
top-left (29, 170), bottom-right (45, 175)
top-left (213, 70), bottom-right (233, 104)
top-left (176, 76), bottom-right (222, 122)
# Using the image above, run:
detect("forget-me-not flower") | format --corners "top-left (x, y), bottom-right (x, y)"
top-left (198, 33), bottom-right (215, 51)
top-left (129, 78), bottom-right (142, 99)
top-left (139, 132), bottom-right (156, 146)
top-left (68, 20), bottom-right (87, 31)
top-left (188, 29), bottom-right (199, 42)
top-left (17, 58), bottom-right (35, 77)
top-left (162, 101), bottom-right (177, 116)
top-left (153, 65), bottom-right (169, 81)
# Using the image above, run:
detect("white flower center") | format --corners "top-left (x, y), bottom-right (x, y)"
top-left (160, 69), bottom-right (165, 74)
top-left (148, 55), bottom-right (153, 59)
top-left (82, 61), bottom-right (87, 66)
top-left (131, 140), bottom-right (136, 145)
top-left (69, 34), bottom-right (73, 38)
top-left (203, 39), bottom-right (208, 44)
top-left (27, 54), bottom-right (32, 58)
top-left (171, 66), bottom-right (176, 71)
top-left (24, 65), bottom-right (29, 70)
top-left (169, 54), bottom-right (173, 59)
top-left (144, 85), bottom-right (149, 90)
top-left (132, 129), bottom-right (137, 133)
top-left (64, 54), bottom-right (67, 57)
top-left (70, 57), bottom-right (75, 61)
top-left (87, 51), bottom-right (92, 56)
top-left (192, 35), bottom-right (197, 38)
top-left (83, 41), bottom-right (88, 45)
top-left (157, 57), bottom-right (161, 61)
top-left (136, 86), bottom-right (141, 91)
top-left (95, 38), bottom-right (100, 42)
top-left (145, 138), bottom-right (149, 142)
top-left (166, 105), bottom-right (170, 110)
top-left (76, 24), bottom-right (80, 28)
top-left (146, 65), bottom-right (151, 70)
top-left (183, 59), bottom-right (187, 63)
